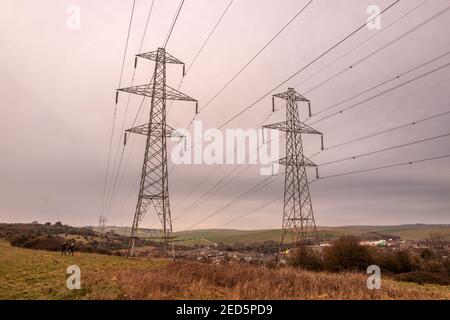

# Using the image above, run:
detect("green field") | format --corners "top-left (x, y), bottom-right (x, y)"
top-left (173, 225), bottom-right (450, 245)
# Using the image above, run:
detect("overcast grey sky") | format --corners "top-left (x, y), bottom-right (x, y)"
top-left (0, 0), bottom-right (449, 230)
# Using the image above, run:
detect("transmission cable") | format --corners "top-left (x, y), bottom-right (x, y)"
top-left (312, 50), bottom-right (450, 117)
top-left (167, 0), bottom-right (235, 115)
top-left (321, 154), bottom-right (450, 180)
top-left (179, 135), bottom-right (286, 216)
top-left (186, 174), bottom-right (284, 230)
top-left (163, 0), bottom-right (185, 49)
top-left (104, 1), bottom-right (157, 220)
top-left (195, 0), bottom-right (315, 116)
top-left (287, 0), bottom-right (429, 98)
top-left (172, 108), bottom-right (277, 210)
top-left (325, 109), bottom-right (450, 151)
top-left (182, 0), bottom-right (399, 157)
top-left (302, 5), bottom-right (450, 97)
top-left (309, 62), bottom-right (450, 125)
top-left (318, 132), bottom-right (450, 167)
top-left (216, 154), bottom-right (450, 228)
top-left (100, 0), bottom-right (137, 218)
top-left (169, 1), bottom-right (399, 181)
top-left (187, 0), bottom-right (235, 75)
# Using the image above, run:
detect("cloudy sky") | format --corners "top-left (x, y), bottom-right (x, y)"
top-left (0, 0), bottom-right (449, 230)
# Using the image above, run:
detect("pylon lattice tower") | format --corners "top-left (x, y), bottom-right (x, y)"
top-left (98, 216), bottom-right (107, 236)
top-left (263, 88), bottom-right (323, 250)
top-left (118, 48), bottom-right (198, 258)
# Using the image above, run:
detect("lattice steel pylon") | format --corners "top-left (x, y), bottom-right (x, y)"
top-left (98, 216), bottom-right (107, 236)
top-left (263, 88), bottom-right (323, 251)
top-left (117, 48), bottom-right (198, 258)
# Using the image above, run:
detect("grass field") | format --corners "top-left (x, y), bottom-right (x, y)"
top-left (0, 240), bottom-right (449, 300)
top-left (0, 240), bottom-right (165, 299)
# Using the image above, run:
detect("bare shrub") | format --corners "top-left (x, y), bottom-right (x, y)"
top-left (426, 232), bottom-right (446, 250)
top-left (324, 236), bottom-right (373, 272)
top-left (290, 244), bottom-right (323, 271)
top-left (373, 249), bottom-right (415, 274)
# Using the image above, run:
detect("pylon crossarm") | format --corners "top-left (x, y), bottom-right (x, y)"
top-left (274, 90), bottom-right (309, 102)
top-left (277, 156), bottom-right (317, 167)
top-left (126, 123), bottom-right (185, 138)
top-left (263, 121), bottom-right (322, 135)
top-left (136, 50), bottom-right (184, 65)
top-left (165, 85), bottom-right (197, 102)
top-left (118, 83), bottom-right (197, 102)
top-left (170, 127), bottom-right (185, 138)
top-left (117, 84), bottom-right (152, 97)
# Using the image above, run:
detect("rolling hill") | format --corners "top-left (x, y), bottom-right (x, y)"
top-left (101, 224), bottom-right (450, 246)
top-left (174, 224), bottom-right (450, 245)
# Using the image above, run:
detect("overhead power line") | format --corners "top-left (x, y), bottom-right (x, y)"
top-left (186, 0), bottom-right (235, 75)
top-left (173, 55), bottom-right (450, 221)
top-left (167, 0), bottom-right (235, 115)
top-left (217, 154), bottom-right (450, 228)
top-left (170, 0), bottom-right (410, 190)
top-left (175, 165), bottom-right (250, 217)
top-left (170, 108), bottom-right (276, 205)
top-left (312, 50), bottom-right (450, 117)
top-left (163, 0), bottom-right (185, 48)
top-left (305, 108), bottom-right (450, 162)
top-left (269, 2), bottom-right (447, 117)
top-left (196, 0), bottom-right (315, 115)
top-left (217, 195), bottom-right (284, 229)
top-left (182, 0), bottom-right (399, 156)
top-left (302, 5), bottom-right (450, 97)
top-left (173, 133), bottom-right (285, 219)
top-left (169, 1), bottom-right (399, 188)
top-left (321, 154), bottom-right (450, 180)
top-left (140, 0), bottom-right (156, 50)
top-left (118, 0), bottom-right (137, 89)
top-left (309, 62), bottom-right (450, 125)
top-left (104, 1), bottom-right (157, 220)
top-left (319, 132), bottom-right (450, 167)
top-left (288, 0), bottom-right (430, 96)
top-left (186, 174), bottom-right (284, 230)
top-left (184, 127), bottom-right (450, 229)
top-left (100, 0), bottom-right (137, 218)
top-left (325, 109), bottom-right (450, 151)
top-left (134, 1), bottom-right (245, 216)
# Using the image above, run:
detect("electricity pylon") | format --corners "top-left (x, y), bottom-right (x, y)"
top-left (263, 88), bottom-right (323, 251)
top-left (98, 216), bottom-right (107, 236)
top-left (117, 48), bottom-right (198, 258)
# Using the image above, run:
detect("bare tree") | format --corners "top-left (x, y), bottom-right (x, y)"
top-left (426, 232), bottom-right (446, 250)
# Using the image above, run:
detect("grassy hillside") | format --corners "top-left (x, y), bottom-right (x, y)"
top-left (0, 240), bottom-right (164, 299)
top-left (173, 225), bottom-right (450, 245)
top-left (0, 240), bottom-right (449, 300)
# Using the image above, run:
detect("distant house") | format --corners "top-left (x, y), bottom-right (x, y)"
top-left (360, 240), bottom-right (387, 247)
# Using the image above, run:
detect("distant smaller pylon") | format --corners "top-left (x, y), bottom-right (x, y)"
top-left (98, 216), bottom-right (107, 236)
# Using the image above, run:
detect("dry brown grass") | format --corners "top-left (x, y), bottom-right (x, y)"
top-left (84, 261), bottom-right (450, 300)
